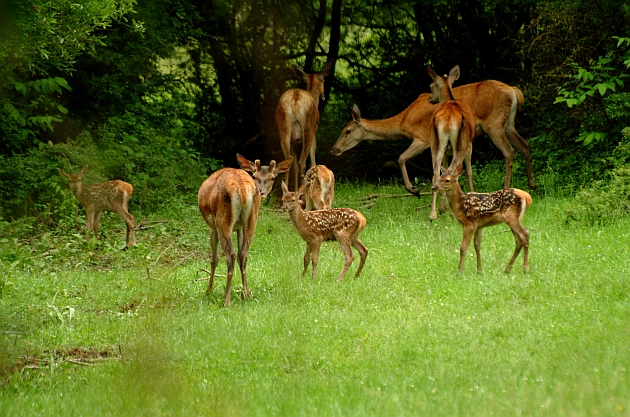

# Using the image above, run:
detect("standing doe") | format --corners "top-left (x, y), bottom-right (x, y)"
top-left (432, 166), bottom-right (532, 273)
top-left (276, 60), bottom-right (334, 191)
top-left (197, 154), bottom-right (292, 307)
top-left (427, 65), bottom-right (476, 220)
top-left (58, 165), bottom-right (136, 248)
top-left (298, 165), bottom-right (335, 210)
top-left (281, 181), bottom-right (368, 281)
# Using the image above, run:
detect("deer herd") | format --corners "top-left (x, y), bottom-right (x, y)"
top-left (59, 64), bottom-right (533, 307)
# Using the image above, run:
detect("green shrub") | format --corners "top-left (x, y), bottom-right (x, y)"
top-left (566, 128), bottom-right (630, 224)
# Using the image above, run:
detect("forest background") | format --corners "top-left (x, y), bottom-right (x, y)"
top-left (1, 0), bottom-right (630, 222)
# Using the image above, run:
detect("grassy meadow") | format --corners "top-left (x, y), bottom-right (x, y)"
top-left (0, 179), bottom-right (629, 416)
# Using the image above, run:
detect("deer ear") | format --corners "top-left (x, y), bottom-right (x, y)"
top-left (236, 154), bottom-right (256, 172)
top-left (281, 180), bottom-right (289, 194)
top-left (440, 165), bottom-right (447, 175)
top-left (351, 104), bottom-right (362, 123)
top-left (292, 65), bottom-right (308, 82)
top-left (79, 165), bottom-right (88, 176)
top-left (426, 65), bottom-right (438, 81)
top-left (58, 168), bottom-right (69, 178)
top-left (319, 59), bottom-right (334, 77)
top-left (455, 164), bottom-right (464, 177)
top-left (274, 157), bottom-right (293, 175)
top-left (448, 65), bottom-right (460, 86)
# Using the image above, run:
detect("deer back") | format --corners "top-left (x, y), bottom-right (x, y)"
top-left (59, 166), bottom-right (132, 211)
top-left (300, 165), bottom-right (335, 210)
top-left (431, 101), bottom-right (476, 148)
top-left (276, 89), bottom-right (320, 136)
top-left (83, 180), bottom-right (133, 211)
top-left (458, 189), bottom-right (529, 225)
top-left (298, 208), bottom-right (366, 242)
top-left (198, 168), bottom-right (261, 231)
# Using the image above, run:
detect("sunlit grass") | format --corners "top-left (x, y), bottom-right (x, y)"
top-left (1, 182), bottom-right (629, 416)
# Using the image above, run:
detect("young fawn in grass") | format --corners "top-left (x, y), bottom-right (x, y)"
top-left (298, 165), bottom-right (335, 210)
top-left (281, 180), bottom-right (368, 281)
top-left (432, 166), bottom-right (532, 273)
top-left (58, 165), bottom-right (136, 248)
top-left (198, 154), bottom-right (292, 307)
top-left (427, 65), bottom-right (476, 221)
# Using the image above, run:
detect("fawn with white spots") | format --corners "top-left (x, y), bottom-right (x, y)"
top-left (198, 154), bottom-right (292, 307)
top-left (298, 165), bottom-right (335, 210)
top-left (281, 180), bottom-right (368, 281)
top-left (427, 65), bottom-right (476, 221)
top-left (432, 166), bottom-right (532, 273)
top-left (58, 165), bottom-right (136, 248)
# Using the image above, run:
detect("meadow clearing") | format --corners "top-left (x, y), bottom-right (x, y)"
top-left (0, 180), bottom-right (629, 416)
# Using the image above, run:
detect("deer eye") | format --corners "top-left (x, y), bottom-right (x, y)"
top-left (346, 129), bottom-right (351, 135)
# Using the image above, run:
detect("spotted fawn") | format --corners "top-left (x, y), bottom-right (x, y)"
top-left (281, 180), bottom-right (368, 281)
top-left (432, 166), bottom-right (532, 273)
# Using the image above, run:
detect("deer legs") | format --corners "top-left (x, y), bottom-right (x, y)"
top-left (301, 237), bottom-right (368, 282)
top-left (207, 229), bottom-right (220, 296)
top-left (505, 220), bottom-right (530, 273)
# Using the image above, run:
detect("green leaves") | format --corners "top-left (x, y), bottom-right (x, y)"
top-left (555, 54), bottom-right (627, 108)
top-left (7, 77), bottom-right (73, 132)
top-left (576, 131), bottom-right (607, 146)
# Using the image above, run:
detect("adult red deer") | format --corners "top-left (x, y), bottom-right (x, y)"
top-left (330, 74), bottom-right (535, 196)
top-left (432, 166), bottom-right (532, 273)
top-left (427, 65), bottom-right (475, 220)
top-left (58, 165), bottom-right (136, 248)
top-left (198, 154), bottom-right (292, 307)
top-left (276, 59), bottom-right (334, 191)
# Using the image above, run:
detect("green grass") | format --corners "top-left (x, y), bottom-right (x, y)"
top-left (1, 182), bottom-right (629, 416)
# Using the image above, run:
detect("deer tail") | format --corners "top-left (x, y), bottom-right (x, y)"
top-left (511, 87), bottom-right (524, 110)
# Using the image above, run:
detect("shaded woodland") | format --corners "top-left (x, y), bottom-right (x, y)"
top-left (1, 0), bottom-right (630, 219)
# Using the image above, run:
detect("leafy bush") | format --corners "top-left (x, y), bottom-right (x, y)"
top-left (0, 101), bottom-right (220, 225)
top-left (566, 128), bottom-right (630, 224)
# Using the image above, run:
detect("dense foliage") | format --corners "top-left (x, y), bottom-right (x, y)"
top-left (1, 0), bottom-right (629, 222)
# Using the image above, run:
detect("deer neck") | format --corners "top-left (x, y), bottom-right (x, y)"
top-left (308, 91), bottom-right (321, 108)
top-left (441, 84), bottom-right (456, 103)
top-left (288, 203), bottom-right (306, 228)
top-left (360, 113), bottom-right (407, 140)
top-left (70, 182), bottom-right (86, 204)
top-left (444, 182), bottom-right (467, 218)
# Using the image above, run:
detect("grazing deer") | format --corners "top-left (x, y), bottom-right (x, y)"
top-left (427, 65), bottom-right (476, 220)
top-left (276, 59), bottom-right (334, 191)
top-left (281, 181), bottom-right (368, 281)
top-left (58, 165), bottom-right (136, 248)
top-left (432, 166), bottom-right (532, 273)
top-left (298, 165), bottom-right (335, 210)
top-left (331, 74), bottom-right (535, 198)
top-left (198, 154), bottom-right (292, 307)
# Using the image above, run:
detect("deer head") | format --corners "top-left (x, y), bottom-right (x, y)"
top-left (330, 104), bottom-right (365, 156)
top-left (292, 59), bottom-right (334, 102)
top-left (236, 154), bottom-right (293, 198)
top-left (427, 65), bottom-right (460, 104)
top-left (58, 165), bottom-right (89, 194)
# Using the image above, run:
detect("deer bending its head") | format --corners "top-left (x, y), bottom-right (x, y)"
top-left (330, 71), bottom-right (535, 206)
top-left (427, 65), bottom-right (476, 221)
top-left (432, 166), bottom-right (532, 273)
top-left (58, 165), bottom-right (136, 248)
top-left (276, 59), bottom-right (334, 191)
top-left (198, 154), bottom-right (292, 307)
top-left (298, 165), bottom-right (335, 211)
top-left (281, 181), bottom-right (368, 281)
